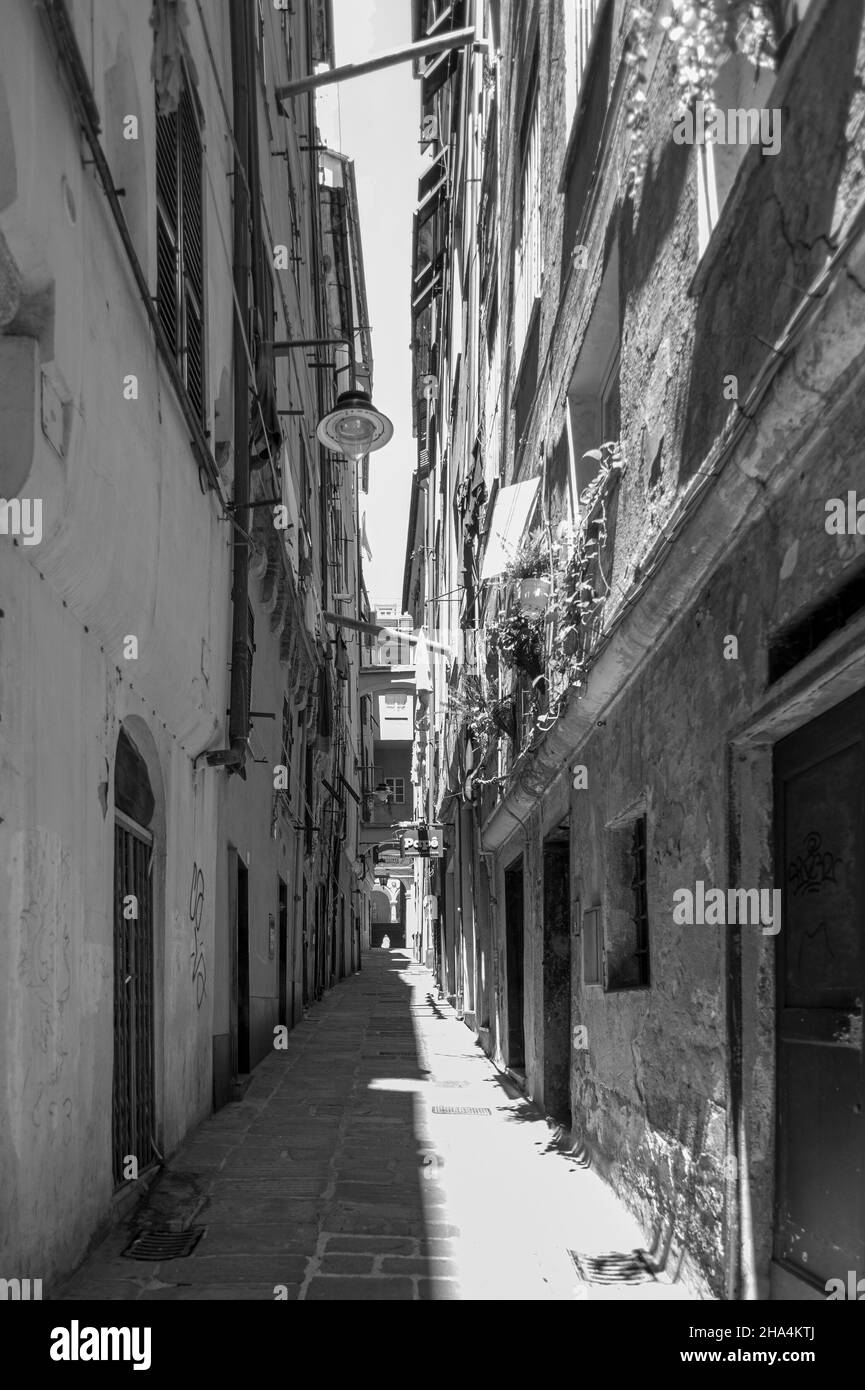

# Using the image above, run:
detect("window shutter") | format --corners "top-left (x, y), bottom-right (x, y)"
top-left (155, 107), bottom-right (179, 355)
top-left (179, 84), bottom-right (205, 422)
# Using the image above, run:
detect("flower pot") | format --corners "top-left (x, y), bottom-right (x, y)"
top-left (517, 576), bottom-right (551, 616)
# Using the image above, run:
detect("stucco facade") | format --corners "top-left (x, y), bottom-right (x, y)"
top-left (1, 0), bottom-right (372, 1290)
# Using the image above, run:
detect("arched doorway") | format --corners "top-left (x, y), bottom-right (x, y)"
top-left (370, 881), bottom-right (406, 948)
top-left (112, 724), bottom-right (160, 1187)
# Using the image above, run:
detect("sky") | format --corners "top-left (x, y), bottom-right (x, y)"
top-left (317, 1), bottom-right (421, 612)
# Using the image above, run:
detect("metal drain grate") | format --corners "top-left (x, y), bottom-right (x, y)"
top-left (431, 1105), bottom-right (492, 1115)
top-left (568, 1249), bottom-right (657, 1285)
top-left (122, 1227), bottom-right (205, 1261)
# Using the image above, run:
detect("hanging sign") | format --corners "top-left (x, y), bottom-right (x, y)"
top-left (400, 824), bottom-right (444, 858)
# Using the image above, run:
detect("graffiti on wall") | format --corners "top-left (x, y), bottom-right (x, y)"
top-left (188, 862), bottom-right (207, 1008)
top-left (788, 831), bottom-right (842, 896)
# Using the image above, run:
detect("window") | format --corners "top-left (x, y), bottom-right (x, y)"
top-left (279, 695), bottom-right (293, 807)
top-left (563, 0), bottom-right (604, 134)
top-left (582, 906), bottom-right (602, 986)
top-left (245, 602), bottom-right (256, 729)
top-left (604, 813), bottom-right (650, 991)
top-left (385, 777), bottom-right (405, 805)
top-left (560, 0), bottom-right (612, 282)
top-left (695, 54), bottom-right (777, 259)
top-left (600, 348), bottom-right (620, 443)
top-left (513, 49), bottom-right (541, 367)
top-left (565, 241), bottom-right (619, 518)
top-left (384, 693), bottom-right (408, 712)
top-left (155, 70), bottom-right (206, 422)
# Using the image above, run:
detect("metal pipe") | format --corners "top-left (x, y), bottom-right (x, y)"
top-left (226, 0), bottom-right (253, 774)
top-left (275, 27), bottom-right (485, 104)
top-left (323, 609), bottom-right (451, 656)
top-left (270, 338), bottom-right (357, 391)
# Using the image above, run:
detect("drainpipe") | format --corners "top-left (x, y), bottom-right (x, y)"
top-left (225, 0), bottom-right (253, 773)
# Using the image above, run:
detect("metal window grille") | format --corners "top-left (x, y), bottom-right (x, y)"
top-left (112, 814), bottom-right (156, 1187)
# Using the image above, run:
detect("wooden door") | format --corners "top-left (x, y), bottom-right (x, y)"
top-left (772, 688), bottom-right (865, 1298)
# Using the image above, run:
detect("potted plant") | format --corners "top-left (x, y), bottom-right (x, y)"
top-left (501, 529), bottom-right (551, 616)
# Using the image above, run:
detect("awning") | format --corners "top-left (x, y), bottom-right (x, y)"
top-left (479, 477), bottom-right (541, 581)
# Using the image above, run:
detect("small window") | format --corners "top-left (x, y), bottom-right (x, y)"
top-left (604, 813), bottom-right (650, 991)
top-left (565, 242), bottom-right (620, 516)
top-left (695, 55), bottom-right (778, 259)
top-left (385, 777), bottom-right (405, 805)
top-left (279, 695), bottom-right (293, 806)
top-left (582, 906), bottom-right (602, 986)
top-left (600, 349), bottom-right (620, 443)
top-left (384, 693), bottom-right (408, 711)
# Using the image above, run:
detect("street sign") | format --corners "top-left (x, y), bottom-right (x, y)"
top-left (400, 824), bottom-right (444, 858)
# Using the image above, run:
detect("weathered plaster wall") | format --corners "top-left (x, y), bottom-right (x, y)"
top-left (0, 0), bottom-right (233, 1284)
top-left (481, 0), bottom-right (865, 1298)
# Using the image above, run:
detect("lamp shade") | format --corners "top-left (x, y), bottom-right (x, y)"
top-left (316, 389), bottom-right (393, 461)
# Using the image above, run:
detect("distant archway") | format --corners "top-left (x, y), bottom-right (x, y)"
top-left (370, 882), bottom-right (405, 948)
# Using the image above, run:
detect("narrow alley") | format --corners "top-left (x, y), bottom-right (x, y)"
top-left (3, 0), bottom-right (864, 1342)
top-left (56, 950), bottom-right (687, 1303)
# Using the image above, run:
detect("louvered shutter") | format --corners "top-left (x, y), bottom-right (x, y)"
top-left (179, 84), bottom-right (205, 422)
top-left (155, 106), bottom-right (179, 357)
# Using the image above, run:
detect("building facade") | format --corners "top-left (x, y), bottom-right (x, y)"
top-left (1, 0), bottom-right (373, 1289)
top-left (358, 605), bottom-right (419, 951)
top-left (406, 0), bottom-right (865, 1299)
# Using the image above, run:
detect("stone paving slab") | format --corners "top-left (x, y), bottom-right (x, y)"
top-left (54, 949), bottom-right (699, 1302)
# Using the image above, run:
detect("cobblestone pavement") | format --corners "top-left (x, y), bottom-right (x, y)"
top-left (56, 950), bottom-right (698, 1301)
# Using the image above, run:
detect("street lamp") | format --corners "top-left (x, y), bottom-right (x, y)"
top-left (270, 340), bottom-right (394, 462)
top-left (316, 388), bottom-right (393, 462)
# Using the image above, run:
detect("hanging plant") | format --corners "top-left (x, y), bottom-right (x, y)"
top-left (485, 605), bottom-right (546, 679)
top-left (624, 0), bottom-right (779, 193)
top-left (448, 674), bottom-right (516, 756)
